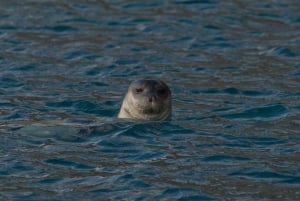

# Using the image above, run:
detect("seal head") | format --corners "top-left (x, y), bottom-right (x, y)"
top-left (118, 78), bottom-right (172, 120)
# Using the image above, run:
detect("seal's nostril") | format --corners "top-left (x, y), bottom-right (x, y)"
top-left (149, 95), bottom-right (156, 102)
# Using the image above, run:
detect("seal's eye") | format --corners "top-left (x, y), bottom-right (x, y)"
top-left (135, 88), bottom-right (143, 93)
top-left (157, 88), bottom-right (166, 96)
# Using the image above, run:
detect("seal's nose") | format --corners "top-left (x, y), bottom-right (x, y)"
top-left (148, 94), bottom-right (156, 102)
top-left (149, 96), bottom-right (154, 102)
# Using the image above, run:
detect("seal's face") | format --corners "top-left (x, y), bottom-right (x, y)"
top-left (118, 79), bottom-right (172, 120)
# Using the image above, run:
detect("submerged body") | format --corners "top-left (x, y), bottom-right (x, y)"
top-left (118, 78), bottom-right (172, 121)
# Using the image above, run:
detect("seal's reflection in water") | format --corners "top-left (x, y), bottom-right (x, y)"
top-left (15, 119), bottom-right (175, 145)
top-left (15, 120), bottom-right (186, 174)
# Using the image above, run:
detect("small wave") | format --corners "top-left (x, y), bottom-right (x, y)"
top-left (222, 104), bottom-right (288, 120)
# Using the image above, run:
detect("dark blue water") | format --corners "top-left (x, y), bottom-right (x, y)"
top-left (1, 0), bottom-right (300, 200)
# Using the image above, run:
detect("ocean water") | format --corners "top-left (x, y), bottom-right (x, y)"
top-left (0, 0), bottom-right (300, 200)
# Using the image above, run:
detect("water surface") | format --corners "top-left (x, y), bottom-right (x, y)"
top-left (1, 0), bottom-right (300, 200)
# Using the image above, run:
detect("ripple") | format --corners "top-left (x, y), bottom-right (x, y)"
top-left (43, 25), bottom-right (78, 33)
top-left (265, 46), bottom-right (298, 57)
top-left (0, 73), bottom-right (24, 89)
top-left (202, 155), bottom-right (250, 162)
top-left (196, 87), bottom-right (273, 96)
top-left (229, 170), bottom-right (299, 184)
top-left (174, 0), bottom-right (217, 5)
top-left (44, 158), bottom-right (94, 170)
top-left (45, 99), bottom-right (112, 116)
top-left (222, 104), bottom-right (288, 120)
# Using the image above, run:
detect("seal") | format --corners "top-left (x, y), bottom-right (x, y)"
top-left (118, 78), bottom-right (172, 120)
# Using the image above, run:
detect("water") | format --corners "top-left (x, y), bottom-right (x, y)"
top-left (1, 0), bottom-right (299, 200)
